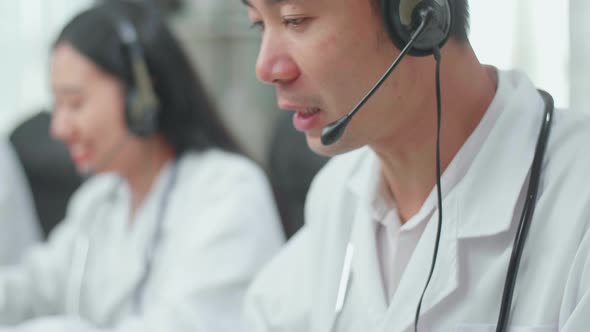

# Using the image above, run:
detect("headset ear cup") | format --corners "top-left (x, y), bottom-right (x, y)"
top-left (125, 89), bottom-right (141, 136)
top-left (381, 0), bottom-right (453, 57)
top-left (380, 0), bottom-right (406, 54)
top-left (125, 88), bottom-right (158, 137)
top-left (116, 16), bottom-right (160, 138)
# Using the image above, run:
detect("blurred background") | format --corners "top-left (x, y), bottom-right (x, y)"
top-left (0, 0), bottom-right (588, 240)
top-left (1, 0), bottom-right (587, 154)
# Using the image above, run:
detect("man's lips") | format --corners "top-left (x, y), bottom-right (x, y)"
top-left (291, 108), bottom-right (322, 132)
top-left (296, 108), bottom-right (321, 117)
top-left (278, 102), bottom-right (321, 114)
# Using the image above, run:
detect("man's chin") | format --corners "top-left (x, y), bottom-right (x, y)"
top-left (306, 134), bottom-right (353, 157)
top-left (76, 164), bottom-right (95, 177)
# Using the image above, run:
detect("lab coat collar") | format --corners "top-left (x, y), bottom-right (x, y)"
top-left (345, 166), bottom-right (461, 330)
top-left (92, 158), bottom-right (178, 324)
top-left (347, 69), bottom-right (545, 240)
top-left (348, 193), bottom-right (388, 320)
top-left (456, 70), bottom-right (545, 239)
top-left (383, 198), bottom-right (460, 332)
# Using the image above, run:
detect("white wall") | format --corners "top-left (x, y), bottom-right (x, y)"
top-left (569, 0), bottom-right (590, 113)
top-left (0, 0), bottom-right (587, 152)
top-left (0, 0), bottom-right (93, 136)
top-left (469, 0), bottom-right (570, 108)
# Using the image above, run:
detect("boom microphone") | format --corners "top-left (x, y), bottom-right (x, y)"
top-left (320, 8), bottom-right (434, 146)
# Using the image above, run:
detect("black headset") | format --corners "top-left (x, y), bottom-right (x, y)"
top-left (380, 0), bottom-right (453, 56)
top-left (114, 16), bottom-right (160, 138)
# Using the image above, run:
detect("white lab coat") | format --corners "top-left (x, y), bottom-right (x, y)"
top-left (0, 148), bottom-right (285, 332)
top-left (244, 70), bottom-right (590, 332)
top-left (0, 139), bottom-right (41, 266)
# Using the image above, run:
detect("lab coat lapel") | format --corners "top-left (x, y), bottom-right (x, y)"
top-left (92, 244), bottom-right (147, 324)
top-left (313, 149), bottom-right (387, 331)
top-left (346, 149), bottom-right (388, 321)
top-left (383, 195), bottom-right (460, 332)
top-left (311, 189), bottom-right (369, 332)
top-left (317, 198), bottom-right (388, 332)
top-left (348, 197), bottom-right (388, 321)
top-left (84, 161), bottom-right (176, 324)
top-left (90, 187), bottom-right (164, 324)
top-left (335, 148), bottom-right (461, 331)
top-left (457, 75), bottom-right (544, 240)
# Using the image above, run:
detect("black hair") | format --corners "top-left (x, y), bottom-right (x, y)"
top-left (54, 1), bottom-right (241, 155)
top-left (448, 0), bottom-right (470, 42)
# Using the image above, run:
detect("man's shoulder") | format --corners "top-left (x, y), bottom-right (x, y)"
top-left (244, 226), bottom-right (316, 331)
top-left (545, 108), bottom-right (590, 169)
top-left (538, 108), bottom-right (590, 234)
top-left (243, 148), bottom-right (375, 329)
top-left (308, 147), bottom-right (371, 195)
top-left (302, 147), bottom-right (372, 224)
top-left (175, 149), bottom-right (273, 202)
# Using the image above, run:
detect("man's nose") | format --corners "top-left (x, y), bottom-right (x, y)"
top-left (255, 34), bottom-right (300, 85)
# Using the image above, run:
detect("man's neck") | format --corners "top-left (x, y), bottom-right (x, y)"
top-left (372, 44), bottom-right (497, 223)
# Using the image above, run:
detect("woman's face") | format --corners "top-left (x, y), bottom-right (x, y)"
top-left (50, 42), bottom-right (136, 175)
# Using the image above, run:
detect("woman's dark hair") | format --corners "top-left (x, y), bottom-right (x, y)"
top-left (54, 1), bottom-right (241, 155)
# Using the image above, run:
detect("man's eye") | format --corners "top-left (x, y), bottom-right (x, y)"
top-left (283, 17), bottom-right (308, 29)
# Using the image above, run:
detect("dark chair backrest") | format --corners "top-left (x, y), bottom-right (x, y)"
top-left (9, 111), bottom-right (83, 238)
top-left (268, 112), bottom-right (330, 239)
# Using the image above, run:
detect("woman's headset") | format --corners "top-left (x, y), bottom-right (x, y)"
top-left (379, 0), bottom-right (453, 56)
top-left (114, 16), bottom-right (160, 138)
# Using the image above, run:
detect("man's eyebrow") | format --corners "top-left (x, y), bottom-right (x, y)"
top-left (241, 0), bottom-right (301, 8)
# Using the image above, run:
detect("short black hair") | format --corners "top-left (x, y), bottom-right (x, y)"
top-left (448, 0), bottom-right (470, 42)
top-left (54, 1), bottom-right (241, 155)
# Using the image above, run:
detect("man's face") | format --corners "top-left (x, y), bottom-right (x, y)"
top-left (244, 0), bottom-right (426, 156)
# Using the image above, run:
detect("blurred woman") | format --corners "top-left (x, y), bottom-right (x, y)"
top-left (0, 2), bottom-right (284, 331)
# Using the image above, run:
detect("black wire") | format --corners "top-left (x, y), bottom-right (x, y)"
top-left (495, 90), bottom-right (553, 332)
top-left (414, 46), bottom-right (443, 332)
